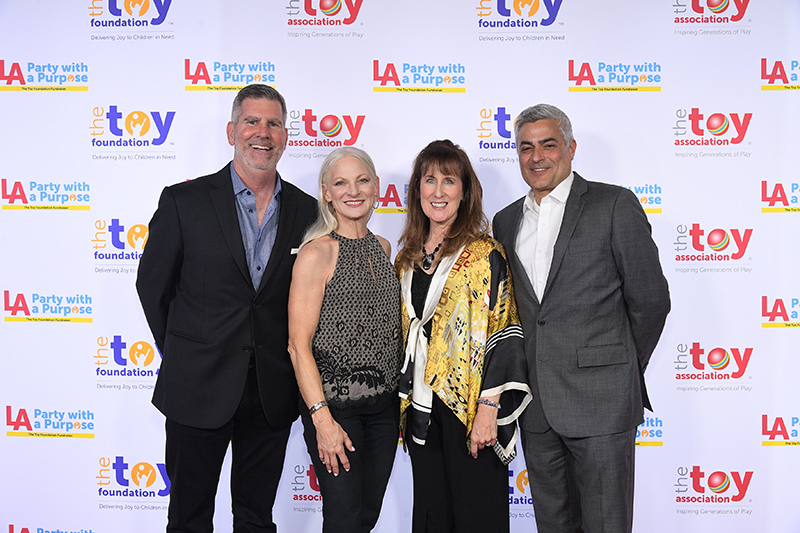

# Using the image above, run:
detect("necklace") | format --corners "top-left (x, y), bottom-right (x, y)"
top-left (421, 241), bottom-right (442, 270)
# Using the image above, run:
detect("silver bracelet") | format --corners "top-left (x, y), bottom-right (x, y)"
top-left (477, 398), bottom-right (501, 409)
top-left (308, 400), bottom-right (328, 415)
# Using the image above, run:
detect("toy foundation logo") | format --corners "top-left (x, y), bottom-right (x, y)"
top-left (89, 0), bottom-right (173, 28)
top-left (674, 342), bottom-right (753, 385)
top-left (762, 415), bottom-right (800, 446)
top-left (568, 60), bottom-right (662, 92)
top-left (6, 405), bottom-right (96, 438)
top-left (673, 0), bottom-right (751, 24)
top-left (636, 416), bottom-right (664, 446)
top-left (92, 218), bottom-right (148, 264)
top-left (2, 178), bottom-right (91, 211)
top-left (185, 59), bottom-right (277, 90)
top-left (97, 455), bottom-right (170, 499)
top-left (286, 0), bottom-right (364, 26)
top-left (476, 0), bottom-right (565, 40)
top-left (288, 463), bottom-right (322, 508)
top-left (508, 467), bottom-right (534, 507)
top-left (4, 290), bottom-right (94, 323)
top-left (0, 59), bottom-right (89, 91)
top-left (373, 60), bottom-right (467, 93)
top-left (673, 223), bottom-right (752, 263)
top-left (95, 334), bottom-right (159, 384)
top-left (761, 181), bottom-right (800, 213)
top-left (675, 465), bottom-right (753, 505)
top-left (476, 106), bottom-right (518, 155)
top-left (286, 108), bottom-right (365, 149)
top-left (761, 296), bottom-right (800, 328)
top-left (673, 108), bottom-right (752, 148)
top-left (90, 105), bottom-right (176, 151)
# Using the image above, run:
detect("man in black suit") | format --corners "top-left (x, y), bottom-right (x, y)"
top-left (137, 84), bottom-right (317, 532)
top-left (493, 104), bottom-right (670, 533)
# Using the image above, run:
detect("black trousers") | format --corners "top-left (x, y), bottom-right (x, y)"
top-left (407, 395), bottom-right (509, 533)
top-left (300, 400), bottom-right (400, 533)
top-left (164, 365), bottom-right (292, 533)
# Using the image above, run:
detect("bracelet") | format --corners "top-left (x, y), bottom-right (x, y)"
top-left (477, 398), bottom-right (501, 409)
top-left (308, 400), bottom-right (328, 415)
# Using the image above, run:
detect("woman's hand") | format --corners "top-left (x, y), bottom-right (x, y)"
top-left (469, 398), bottom-right (500, 458)
top-left (313, 408), bottom-right (355, 475)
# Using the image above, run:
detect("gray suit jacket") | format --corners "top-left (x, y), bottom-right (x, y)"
top-left (493, 173), bottom-right (670, 438)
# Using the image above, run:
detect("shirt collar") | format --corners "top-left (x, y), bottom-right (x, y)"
top-left (230, 162), bottom-right (282, 198)
top-left (523, 172), bottom-right (574, 214)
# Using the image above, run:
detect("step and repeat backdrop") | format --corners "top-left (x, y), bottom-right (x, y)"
top-left (2, 1), bottom-right (800, 532)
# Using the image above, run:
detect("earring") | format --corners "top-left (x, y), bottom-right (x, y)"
top-left (373, 196), bottom-right (379, 210)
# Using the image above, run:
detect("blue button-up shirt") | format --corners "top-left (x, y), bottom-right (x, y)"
top-left (231, 163), bottom-right (281, 290)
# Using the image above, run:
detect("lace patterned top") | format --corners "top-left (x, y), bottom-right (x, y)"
top-left (312, 231), bottom-right (402, 414)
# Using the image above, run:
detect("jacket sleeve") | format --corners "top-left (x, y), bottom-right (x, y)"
top-left (610, 188), bottom-right (671, 371)
top-left (136, 186), bottom-right (184, 353)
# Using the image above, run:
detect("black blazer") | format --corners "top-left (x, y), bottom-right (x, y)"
top-left (136, 164), bottom-right (317, 429)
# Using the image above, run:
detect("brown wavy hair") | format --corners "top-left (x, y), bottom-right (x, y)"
top-left (396, 140), bottom-right (489, 271)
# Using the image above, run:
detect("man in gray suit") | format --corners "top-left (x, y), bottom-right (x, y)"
top-left (493, 104), bottom-right (670, 533)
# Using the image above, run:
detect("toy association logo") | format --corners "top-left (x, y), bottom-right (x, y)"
top-left (97, 455), bottom-right (170, 499)
top-left (673, 223), bottom-right (752, 262)
top-left (675, 465), bottom-right (753, 505)
top-left (761, 58), bottom-right (800, 91)
top-left (6, 405), bottom-right (96, 438)
top-left (90, 105), bottom-right (176, 150)
top-left (761, 296), bottom-right (800, 328)
top-left (89, 0), bottom-right (173, 28)
top-left (568, 60), bottom-right (662, 92)
top-left (673, 0), bottom-right (751, 24)
top-left (373, 60), bottom-right (466, 93)
top-left (636, 416), bottom-right (664, 446)
top-left (476, 0), bottom-right (565, 38)
top-left (673, 107), bottom-right (752, 148)
top-left (674, 342), bottom-right (753, 384)
top-left (287, 0), bottom-right (364, 26)
top-left (762, 414), bottom-right (800, 446)
top-left (761, 181), bottom-right (800, 213)
top-left (0, 59), bottom-right (89, 91)
top-left (286, 108), bottom-right (365, 149)
top-left (95, 333), bottom-right (159, 384)
top-left (288, 463), bottom-right (322, 509)
top-left (2, 178), bottom-right (91, 210)
top-left (92, 217), bottom-right (148, 263)
top-left (4, 290), bottom-right (94, 323)
top-left (185, 59), bottom-right (277, 90)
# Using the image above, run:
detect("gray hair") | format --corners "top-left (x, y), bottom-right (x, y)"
top-left (300, 147), bottom-right (379, 248)
top-left (514, 104), bottom-right (574, 145)
top-left (231, 84), bottom-right (287, 124)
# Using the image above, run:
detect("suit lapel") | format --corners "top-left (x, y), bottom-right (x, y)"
top-left (255, 174), bottom-right (297, 297)
top-left (543, 173), bottom-right (588, 303)
top-left (208, 164), bottom-right (251, 289)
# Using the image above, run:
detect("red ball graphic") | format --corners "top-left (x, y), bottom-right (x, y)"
top-left (319, 115), bottom-right (342, 137)
top-left (708, 471), bottom-right (730, 493)
top-left (707, 0), bottom-right (728, 12)
top-left (707, 348), bottom-right (729, 369)
top-left (706, 229), bottom-right (729, 251)
top-left (319, 0), bottom-right (342, 16)
top-left (706, 113), bottom-right (729, 135)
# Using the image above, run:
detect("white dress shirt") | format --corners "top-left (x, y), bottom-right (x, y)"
top-left (515, 172), bottom-right (574, 301)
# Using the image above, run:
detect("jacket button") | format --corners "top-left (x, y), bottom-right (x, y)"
top-left (537, 319), bottom-right (545, 326)
top-left (242, 346), bottom-right (250, 352)
top-left (252, 304), bottom-right (260, 310)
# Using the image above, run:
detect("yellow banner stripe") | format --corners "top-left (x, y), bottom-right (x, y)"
top-left (373, 87), bottom-right (466, 93)
top-left (569, 86), bottom-right (662, 92)
top-left (3, 205), bottom-right (90, 211)
top-left (5, 317), bottom-right (93, 323)
top-left (0, 86), bottom-right (89, 91)
top-left (7, 431), bottom-right (95, 438)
